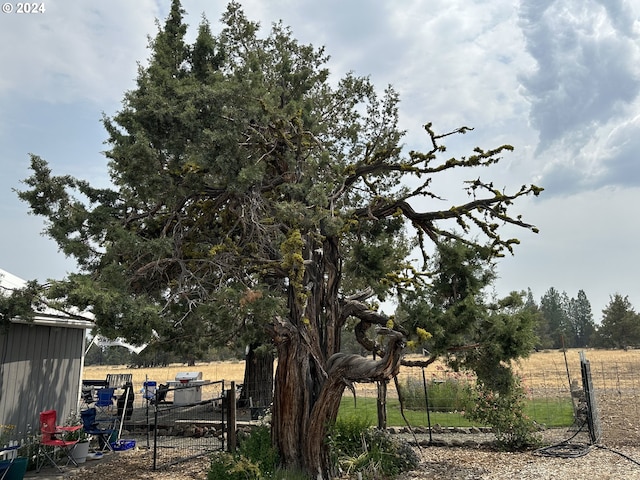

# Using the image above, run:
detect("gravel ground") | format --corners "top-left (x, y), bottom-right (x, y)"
top-left (27, 390), bottom-right (640, 479)
top-left (28, 427), bottom-right (640, 480)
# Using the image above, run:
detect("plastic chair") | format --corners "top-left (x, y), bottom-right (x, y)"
top-left (80, 408), bottom-right (115, 452)
top-left (37, 410), bottom-right (81, 472)
top-left (95, 388), bottom-right (115, 415)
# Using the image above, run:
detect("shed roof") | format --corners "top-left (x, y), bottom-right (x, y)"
top-left (0, 267), bottom-right (94, 330)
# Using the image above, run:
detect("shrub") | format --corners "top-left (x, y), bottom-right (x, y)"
top-left (208, 425), bottom-right (280, 480)
top-left (208, 452), bottom-right (261, 480)
top-left (465, 378), bottom-right (542, 450)
top-left (237, 425), bottom-right (279, 477)
top-left (328, 414), bottom-right (373, 458)
top-left (328, 415), bottom-right (419, 479)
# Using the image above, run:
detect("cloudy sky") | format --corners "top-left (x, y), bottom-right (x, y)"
top-left (1, 0), bottom-right (639, 321)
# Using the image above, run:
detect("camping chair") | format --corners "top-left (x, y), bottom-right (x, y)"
top-left (116, 382), bottom-right (135, 421)
top-left (80, 386), bottom-right (95, 409)
top-left (80, 408), bottom-right (115, 452)
top-left (94, 387), bottom-right (115, 416)
top-left (37, 410), bottom-right (82, 472)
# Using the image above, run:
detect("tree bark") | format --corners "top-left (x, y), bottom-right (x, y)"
top-left (239, 343), bottom-right (274, 409)
top-left (271, 319), bottom-right (316, 470)
top-left (270, 233), bottom-right (406, 479)
top-left (303, 328), bottom-right (406, 478)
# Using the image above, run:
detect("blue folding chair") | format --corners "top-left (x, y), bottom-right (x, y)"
top-left (80, 408), bottom-right (115, 452)
top-left (95, 388), bottom-right (115, 415)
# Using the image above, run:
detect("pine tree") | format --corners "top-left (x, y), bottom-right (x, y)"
top-left (596, 294), bottom-right (640, 348)
top-left (540, 287), bottom-right (571, 348)
top-left (567, 290), bottom-right (595, 347)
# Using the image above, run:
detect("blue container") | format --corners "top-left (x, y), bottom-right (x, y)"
top-left (111, 439), bottom-right (136, 451)
top-left (0, 457), bottom-right (28, 480)
top-left (143, 381), bottom-right (157, 400)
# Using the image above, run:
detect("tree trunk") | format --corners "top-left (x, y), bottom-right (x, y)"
top-left (271, 323), bottom-right (405, 478)
top-left (239, 343), bottom-right (274, 409)
top-left (271, 320), bottom-right (316, 471)
top-left (305, 374), bottom-right (347, 479)
top-left (270, 236), bottom-right (406, 479)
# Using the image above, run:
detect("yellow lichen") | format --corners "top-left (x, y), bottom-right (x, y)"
top-left (416, 327), bottom-right (432, 341)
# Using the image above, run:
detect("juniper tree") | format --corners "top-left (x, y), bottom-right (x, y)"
top-left (17, 2), bottom-right (541, 477)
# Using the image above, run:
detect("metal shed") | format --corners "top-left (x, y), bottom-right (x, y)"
top-left (0, 268), bottom-right (93, 438)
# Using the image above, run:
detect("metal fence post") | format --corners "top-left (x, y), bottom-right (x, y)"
top-left (227, 381), bottom-right (237, 452)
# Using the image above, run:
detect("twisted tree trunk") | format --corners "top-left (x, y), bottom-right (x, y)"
top-left (304, 329), bottom-right (406, 478)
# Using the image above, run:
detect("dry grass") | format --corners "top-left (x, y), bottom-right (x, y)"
top-left (84, 359), bottom-right (246, 385)
top-left (83, 348), bottom-right (640, 396)
top-left (83, 360), bottom-right (247, 401)
top-left (400, 348), bottom-right (640, 389)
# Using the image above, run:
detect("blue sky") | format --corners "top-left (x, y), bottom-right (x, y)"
top-left (1, 0), bottom-right (639, 321)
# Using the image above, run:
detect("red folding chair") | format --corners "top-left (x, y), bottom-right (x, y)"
top-left (37, 410), bottom-right (82, 472)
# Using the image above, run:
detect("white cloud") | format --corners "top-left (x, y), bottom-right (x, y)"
top-left (518, 0), bottom-right (640, 151)
top-left (0, 0), bottom-right (160, 105)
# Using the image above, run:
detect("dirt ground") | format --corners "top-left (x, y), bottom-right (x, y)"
top-left (42, 391), bottom-right (640, 480)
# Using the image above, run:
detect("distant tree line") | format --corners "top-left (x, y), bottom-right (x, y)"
top-left (84, 341), bottom-right (245, 367)
top-left (86, 286), bottom-right (640, 366)
top-left (528, 287), bottom-right (640, 349)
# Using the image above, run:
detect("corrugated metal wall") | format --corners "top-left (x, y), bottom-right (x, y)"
top-left (0, 322), bottom-right (84, 439)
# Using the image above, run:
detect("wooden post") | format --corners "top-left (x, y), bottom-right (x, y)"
top-left (227, 381), bottom-right (237, 452)
top-left (377, 380), bottom-right (387, 429)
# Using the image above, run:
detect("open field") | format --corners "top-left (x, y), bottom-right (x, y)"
top-left (83, 359), bottom-right (246, 403)
top-left (83, 348), bottom-right (640, 445)
top-left (84, 348), bottom-right (640, 390)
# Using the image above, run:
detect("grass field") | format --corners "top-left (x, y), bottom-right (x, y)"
top-left (84, 348), bottom-right (636, 428)
top-left (337, 396), bottom-right (575, 428)
top-left (84, 348), bottom-right (640, 389)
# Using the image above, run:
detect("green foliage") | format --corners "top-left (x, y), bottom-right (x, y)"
top-left (328, 417), bottom-right (418, 479)
top-left (0, 280), bottom-right (42, 329)
top-left (328, 414), bottom-right (373, 458)
top-left (398, 241), bottom-right (538, 394)
top-left (465, 378), bottom-right (542, 450)
top-left (62, 411), bottom-right (90, 442)
top-left (270, 467), bottom-right (310, 480)
top-left (568, 290), bottom-right (596, 348)
top-left (594, 294), bottom-right (640, 348)
top-left (208, 452), bottom-right (262, 480)
top-left (536, 287), bottom-right (597, 349)
top-left (17, 430), bottom-right (40, 471)
top-left (398, 377), bottom-right (473, 412)
top-left (237, 425), bottom-right (279, 477)
top-left (208, 425), bottom-right (280, 480)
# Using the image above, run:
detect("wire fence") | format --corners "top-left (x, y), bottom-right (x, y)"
top-left (150, 381), bottom-right (227, 469)
top-left (114, 380), bottom-right (228, 470)
top-left (337, 354), bottom-right (640, 437)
